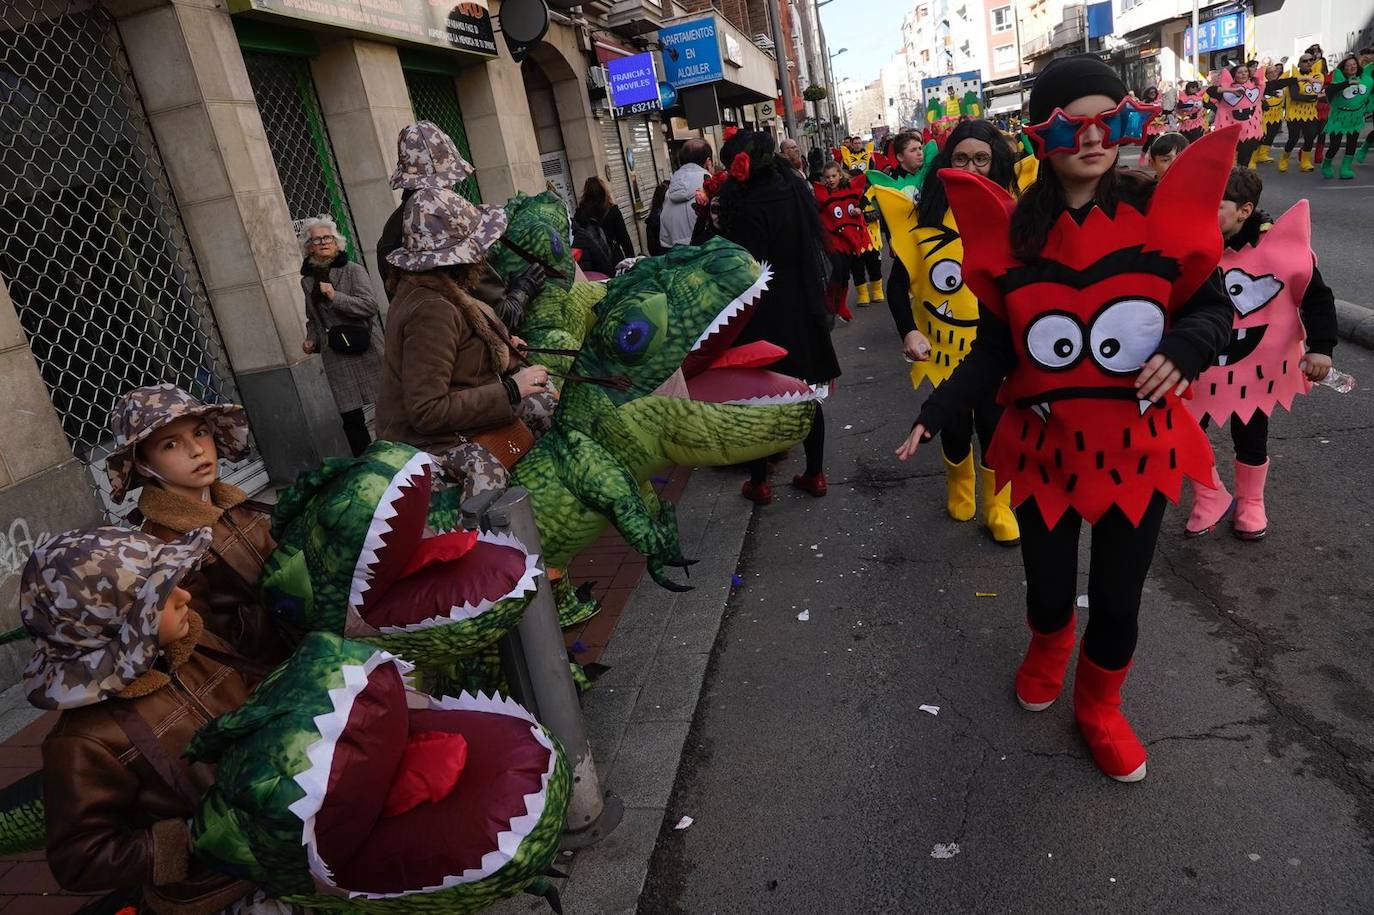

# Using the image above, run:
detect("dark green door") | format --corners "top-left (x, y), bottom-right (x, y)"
top-left (402, 69), bottom-right (483, 203)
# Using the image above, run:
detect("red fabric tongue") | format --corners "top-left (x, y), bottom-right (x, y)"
top-left (382, 731), bottom-right (469, 818)
top-left (708, 341), bottom-right (788, 371)
top-left (398, 530), bottom-right (479, 580)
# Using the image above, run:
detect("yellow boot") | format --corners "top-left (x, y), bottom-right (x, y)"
top-left (868, 279), bottom-right (885, 304)
top-left (1255, 145), bottom-right (1272, 165)
top-left (1278, 150), bottom-right (1290, 172)
top-left (1246, 148), bottom-right (1260, 168)
top-left (1300, 150), bottom-right (1314, 172)
top-left (855, 281), bottom-right (870, 306)
top-left (979, 464), bottom-right (1021, 545)
top-left (944, 453), bottom-right (976, 522)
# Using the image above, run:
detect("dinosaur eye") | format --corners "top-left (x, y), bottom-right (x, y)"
top-left (1090, 298), bottom-right (1165, 374)
top-left (1026, 313), bottom-right (1084, 370)
top-left (1223, 268), bottom-right (1283, 316)
top-left (928, 259), bottom-right (962, 294)
top-left (615, 318), bottom-right (653, 355)
top-left (548, 228), bottom-right (565, 258)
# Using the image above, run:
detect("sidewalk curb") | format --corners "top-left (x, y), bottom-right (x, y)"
top-left (1336, 300), bottom-right (1374, 350)
top-left (493, 466), bottom-right (752, 915)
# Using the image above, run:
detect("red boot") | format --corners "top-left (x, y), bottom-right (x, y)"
top-left (1073, 653), bottom-right (1147, 782)
top-left (791, 471), bottom-right (828, 497)
top-left (740, 479), bottom-right (773, 504)
top-left (1014, 613), bottom-right (1077, 711)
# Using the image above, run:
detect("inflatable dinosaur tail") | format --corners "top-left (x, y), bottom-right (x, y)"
top-left (0, 770), bottom-right (45, 856)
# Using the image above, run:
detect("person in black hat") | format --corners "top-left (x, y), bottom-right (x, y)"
top-left (895, 54), bottom-right (1236, 784)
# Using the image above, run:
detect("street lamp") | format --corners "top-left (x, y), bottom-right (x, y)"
top-left (829, 48), bottom-right (849, 138)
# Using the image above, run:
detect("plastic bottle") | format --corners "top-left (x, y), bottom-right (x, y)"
top-left (1318, 367), bottom-right (1357, 394)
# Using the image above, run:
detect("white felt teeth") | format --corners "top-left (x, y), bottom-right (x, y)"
top-left (1138, 399), bottom-right (1154, 416)
top-left (1217, 355), bottom-right (1229, 366)
top-left (377, 531), bottom-right (543, 633)
top-left (936, 301), bottom-right (953, 318)
top-left (1030, 402), bottom-right (1052, 423)
top-left (1236, 327), bottom-right (1248, 340)
top-left (722, 382), bottom-right (829, 407)
top-left (347, 451), bottom-right (435, 615)
top-left (688, 263), bottom-right (773, 354)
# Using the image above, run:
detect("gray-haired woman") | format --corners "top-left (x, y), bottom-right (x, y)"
top-left (299, 216), bottom-right (384, 456)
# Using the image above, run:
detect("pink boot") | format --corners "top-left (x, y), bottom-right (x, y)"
top-left (1184, 466), bottom-right (1233, 537)
top-left (1233, 459), bottom-right (1269, 540)
top-left (1014, 613), bottom-right (1077, 711)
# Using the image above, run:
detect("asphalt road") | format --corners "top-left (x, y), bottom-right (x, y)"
top-left (640, 208), bottom-right (1374, 913)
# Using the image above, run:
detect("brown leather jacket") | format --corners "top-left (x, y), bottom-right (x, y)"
top-left (42, 619), bottom-right (258, 913)
top-left (138, 481), bottom-right (292, 666)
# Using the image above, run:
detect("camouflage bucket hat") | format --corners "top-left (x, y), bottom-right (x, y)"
top-left (21, 527), bottom-right (212, 710)
top-left (386, 186), bottom-right (509, 272)
top-left (106, 384), bottom-right (251, 502)
top-left (390, 121), bottom-right (475, 191)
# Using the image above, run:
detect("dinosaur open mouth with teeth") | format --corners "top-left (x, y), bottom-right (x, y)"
top-left (1215, 324), bottom-right (1267, 366)
top-left (923, 299), bottom-right (980, 327)
top-left (670, 264), bottom-right (829, 406)
top-left (347, 451), bottom-right (540, 635)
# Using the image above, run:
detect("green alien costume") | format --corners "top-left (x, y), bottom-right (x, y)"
top-left (188, 632), bottom-right (570, 911)
top-left (1325, 61), bottom-right (1374, 136)
top-left (260, 442), bottom-right (541, 668)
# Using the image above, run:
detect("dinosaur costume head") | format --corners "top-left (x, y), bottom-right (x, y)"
top-left (261, 441), bottom-right (540, 666)
top-left (188, 633), bottom-right (569, 910)
top-left (488, 191), bottom-right (575, 292)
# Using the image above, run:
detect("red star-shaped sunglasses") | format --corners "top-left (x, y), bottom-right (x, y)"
top-left (1024, 97), bottom-right (1163, 159)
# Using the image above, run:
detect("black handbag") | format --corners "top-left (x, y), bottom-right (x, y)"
top-left (326, 322), bottom-right (372, 355)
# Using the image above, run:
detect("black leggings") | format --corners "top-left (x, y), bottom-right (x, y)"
top-left (1200, 412), bottom-right (1268, 466)
top-left (850, 249), bottom-right (882, 286)
top-left (1262, 120), bottom-right (1281, 146)
top-left (1142, 134), bottom-right (1157, 156)
top-left (1285, 119), bottom-right (1322, 152)
top-left (940, 391), bottom-right (1001, 464)
top-left (340, 408), bottom-right (372, 457)
top-left (1182, 127), bottom-right (1204, 142)
top-left (1327, 132), bottom-right (1359, 158)
top-left (1017, 493), bottom-right (1168, 670)
top-left (1236, 138), bottom-right (1260, 165)
top-left (750, 403), bottom-right (825, 481)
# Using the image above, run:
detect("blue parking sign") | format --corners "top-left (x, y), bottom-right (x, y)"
top-left (658, 17), bottom-right (724, 89)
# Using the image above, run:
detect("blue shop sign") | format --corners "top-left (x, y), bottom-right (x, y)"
top-left (608, 52), bottom-right (661, 108)
top-left (659, 81), bottom-right (678, 109)
top-left (1185, 12), bottom-right (1244, 56)
top-left (658, 17), bottom-right (724, 89)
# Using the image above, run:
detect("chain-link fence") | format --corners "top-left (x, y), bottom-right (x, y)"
top-left (242, 50), bottom-right (359, 256)
top-left (0, 0), bottom-right (250, 512)
top-left (402, 69), bottom-right (483, 203)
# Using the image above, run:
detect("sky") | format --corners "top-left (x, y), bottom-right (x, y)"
top-left (817, 0), bottom-right (910, 87)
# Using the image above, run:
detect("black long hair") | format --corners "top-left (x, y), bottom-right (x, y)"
top-left (916, 119), bottom-right (1018, 227)
top-left (1009, 154), bottom-right (1156, 260)
top-left (574, 176), bottom-right (612, 224)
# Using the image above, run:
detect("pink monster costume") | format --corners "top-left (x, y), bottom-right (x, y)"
top-left (1187, 200), bottom-right (1315, 427)
top-left (1176, 90), bottom-right (1206, 133)
top-left (1213, 69), bottom-right (1266, 142)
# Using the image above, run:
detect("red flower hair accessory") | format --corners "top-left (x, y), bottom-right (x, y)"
top-left (728, 151), bottom-right (751, 183)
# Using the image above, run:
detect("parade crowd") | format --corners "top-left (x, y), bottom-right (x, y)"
top-left (4, 26), bottom-right (1371, 915)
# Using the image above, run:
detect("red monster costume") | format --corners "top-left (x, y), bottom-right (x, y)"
top-left (813, 173), bottom-right (871, 255)
top-left (940, 127), bottom-right (1241, 529)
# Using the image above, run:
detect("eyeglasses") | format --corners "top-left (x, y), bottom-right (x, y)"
top-left (951, 151), bottom-right (992, 168)
top-left (308, 237), bottom-right (335, 246)
top-left (1024, 96), bottom-right (1162, 159)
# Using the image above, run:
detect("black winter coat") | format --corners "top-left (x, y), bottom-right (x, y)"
top-left (719, 170), bottom-right (841, 385)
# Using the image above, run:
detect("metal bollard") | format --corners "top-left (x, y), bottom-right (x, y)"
top-left (462, 486), bottom-right (623, 847)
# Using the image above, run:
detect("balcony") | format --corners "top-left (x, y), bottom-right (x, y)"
top-left (605, 0), bottom-right (675, 36)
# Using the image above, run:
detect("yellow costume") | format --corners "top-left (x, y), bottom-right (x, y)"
top-left (1284, 61), bottom-right (1325, 123)
top-left (837, 142), bottom-right (874, 172)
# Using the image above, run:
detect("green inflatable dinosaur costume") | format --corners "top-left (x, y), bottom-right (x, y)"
top-left (450, 237), bottom-right (826, 590)
top-left (489, 191), bottom-right (605, 375)
top-left (260, 441), bottom-right (541, 668)
top-left (188, 632), bottom-right (569, 911)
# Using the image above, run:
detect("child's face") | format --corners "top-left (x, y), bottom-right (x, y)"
top-left (1217, 199), bottom-right (1253, 237)
top-left (158, 585), bottom-right (193, 645)
top-left (1150, 150), bottom-right (1178, 177)
top-left (822, 167), bottom-right (841, 189)
top-left (898, 140), bottom-right (925, 171)
top-left (139, 417), bottom-right (218, 492)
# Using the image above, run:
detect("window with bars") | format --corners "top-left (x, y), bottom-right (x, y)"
top-left (402, 69), bottom-right (483, 203)
top-left (0, 1), bottom-right (245, 480)
top-left (242, 50), bottom-right (359, 257)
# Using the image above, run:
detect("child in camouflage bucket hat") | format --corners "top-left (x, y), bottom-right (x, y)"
top-left (108, 384), bottom-right (292, 666)
top-left (21, 527), bottom-right (271, 910)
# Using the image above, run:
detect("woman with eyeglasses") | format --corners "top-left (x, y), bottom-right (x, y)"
top-left (895, 56), bottom-right (1237, 783)
top-left (299, 216), bottom-right (384, 457)
top-left (878, 119), bottom-right (1022, 546)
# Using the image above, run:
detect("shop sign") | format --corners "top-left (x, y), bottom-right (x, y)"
top-left (755, 100), bottom-right (777, 121)
top-left (659, 81), bottom-right (678, 109)
top-left (659, 17), bottom-right (725, 89)
top-left (609, 52), bottom-right (662, 117)
top-left (1185, 12), bottom-right (1244, 56)
top-left (227, 0), bottom-right (498, 57)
